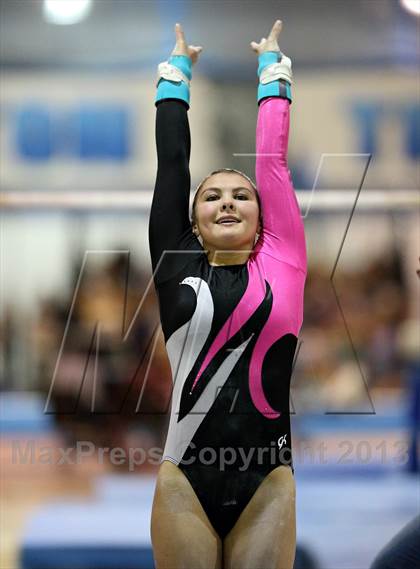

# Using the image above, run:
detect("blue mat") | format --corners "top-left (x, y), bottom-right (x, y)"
top-left (20, 501), bottom-right (154, 569)
top-left (21, 546), bottom-right (154, 569)
top-left (295, 472), bottom-right (419, 568)
top-left (94, 474), bottom-right (156, 504)
top-left (20, 472), bottom-right (419, 569)
top-left (0, 391), bottom-right (54, 434)
top-left (292, 405), bottom-right (408, 434)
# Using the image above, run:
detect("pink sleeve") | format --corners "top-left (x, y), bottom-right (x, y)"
top-left (255, 97), bottom-right (307, 273)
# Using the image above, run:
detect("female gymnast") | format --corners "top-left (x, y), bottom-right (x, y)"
top-left (149, 19), bottom-right (307, 569)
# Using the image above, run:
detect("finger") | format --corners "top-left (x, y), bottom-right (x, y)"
top-left (268, 19), bottom-right (282, 40)
top-left (174, 22), bottom-right (186, 45)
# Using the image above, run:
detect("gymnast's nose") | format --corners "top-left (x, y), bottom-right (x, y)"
top-left (221, 201), bottom-right (234, 211)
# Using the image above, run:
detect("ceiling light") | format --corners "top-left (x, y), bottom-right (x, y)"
top-left (400, 0), bottom-right (420, 16)
top-left (43, 0), bottom-right (93, 26)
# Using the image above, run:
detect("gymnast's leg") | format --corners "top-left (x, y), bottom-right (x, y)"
top-left (151, 460), bottom-right (222, 569)
top-left (224, 465), bottom-right (296, 569)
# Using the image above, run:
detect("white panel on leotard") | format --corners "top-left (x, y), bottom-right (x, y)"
top-left (163, 276), bottom-right (252, 464)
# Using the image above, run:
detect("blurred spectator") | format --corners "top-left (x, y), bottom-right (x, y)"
top-left (27, 252), bottom-right (172, 468)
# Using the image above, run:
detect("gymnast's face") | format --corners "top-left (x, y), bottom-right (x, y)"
top-left (192, 172), bottom-right (261, 253)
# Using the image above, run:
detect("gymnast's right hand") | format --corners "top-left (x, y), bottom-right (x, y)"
top-left (171, 23), bottom-right (203, 65)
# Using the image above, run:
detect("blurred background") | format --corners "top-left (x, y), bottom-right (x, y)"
top-left (1, 1), bottom-right (419, 568)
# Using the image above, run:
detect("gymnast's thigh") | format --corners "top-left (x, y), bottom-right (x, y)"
top-left (151, 460), bottom-right (222, 569)
top-left (223, 465), bottom-right (296, 569)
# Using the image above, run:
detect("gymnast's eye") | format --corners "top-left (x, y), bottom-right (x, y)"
top-left (235, 194), bottom-right (249, 200)
top-left (205, 194), bottom-right (218, 201)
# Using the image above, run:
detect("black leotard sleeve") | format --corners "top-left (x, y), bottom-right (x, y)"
top-left (149, 100), bottom-right (202, 285)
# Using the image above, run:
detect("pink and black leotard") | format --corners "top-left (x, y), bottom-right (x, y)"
top-left (149, 81), bottom-right (307, 538)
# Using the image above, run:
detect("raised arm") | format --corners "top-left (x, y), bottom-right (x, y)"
top-left (251, 21), bottom-right (307, 273)
top-left (149, 24), bottom-right (203, 279)
top-left (149, 99), bottom-right (191, 274)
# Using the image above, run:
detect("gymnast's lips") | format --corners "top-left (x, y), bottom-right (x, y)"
top-left (216, 216), bottom-right (241, 224)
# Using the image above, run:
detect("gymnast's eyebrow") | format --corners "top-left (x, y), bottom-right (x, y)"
top-left (201, 186), bottom-right (253, 193)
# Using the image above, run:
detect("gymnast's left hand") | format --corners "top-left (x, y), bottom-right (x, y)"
top-left (250, 19), bottom-right (282, 55)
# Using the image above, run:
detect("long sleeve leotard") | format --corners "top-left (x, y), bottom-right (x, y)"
top-left (149, 94), bottom-right (307, 539)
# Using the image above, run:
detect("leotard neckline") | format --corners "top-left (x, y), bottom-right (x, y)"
top-left (208, 262), bottom-right (247, 268)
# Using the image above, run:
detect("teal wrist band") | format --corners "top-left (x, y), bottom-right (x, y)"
top-left (258, 79), bottom-right (292, 104)
top-left (156, 55), bottom-right (193, 107)
top-left (257, 51), bottom-right (292, 104)
top-left (168, 55), bottom-right (192, 80)
top-left (258, 51), bottom-right (281, 77)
